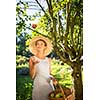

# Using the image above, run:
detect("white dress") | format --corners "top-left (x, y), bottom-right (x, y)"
top-left (32, 56), bottom-right (54, 100)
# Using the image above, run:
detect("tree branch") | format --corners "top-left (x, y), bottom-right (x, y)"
top-left (35, 0), bottom-right (50, 19)
top-left (45, 0), bottom-right (57, 44)
top-left (45, 0), bottom-right (53, 19)
top-left (70, 0), bottom-right (82, 48)
top-left (57, 12), bottom-right (64, 38)
top-left (70, 11), bottom-right (78, 45)
top-left (65, 2), bottom-right (71, 39)
top-left (53, 45), bottom-right (73, 67)
top-left (26, 27), bottom-right (51, 39)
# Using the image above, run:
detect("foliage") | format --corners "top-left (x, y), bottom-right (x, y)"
top-left (16, 55), bottom-right (28, 65)
top-left (16, 0), bottom-right (31, 35)
top-left (16, 73), bottom-right (33, 100)
top-left (51, 58), bottom-right (74, 88)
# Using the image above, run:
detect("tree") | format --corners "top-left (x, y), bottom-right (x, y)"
top-left (34, 0), bottom-right (83, 100)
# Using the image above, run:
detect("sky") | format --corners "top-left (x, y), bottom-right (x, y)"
top-left (16, 0), bottom-right (47, 16)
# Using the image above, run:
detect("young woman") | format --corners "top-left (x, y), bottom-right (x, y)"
top-left (29, 36), bottom-right (56, 100)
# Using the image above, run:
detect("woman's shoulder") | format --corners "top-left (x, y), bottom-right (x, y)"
top-left (30, 56), bottom-right (34, 59)
top-left (46, 57), bottom-right (51, 63)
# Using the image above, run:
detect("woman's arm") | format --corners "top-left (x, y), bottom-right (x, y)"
top-left (48, 58), bottom-right (58, 85)
top-left (29, 56), bottom-right (37, 79)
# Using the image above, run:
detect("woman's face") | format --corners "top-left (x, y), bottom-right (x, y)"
top-left (35, 40), bottom-right (46, 52)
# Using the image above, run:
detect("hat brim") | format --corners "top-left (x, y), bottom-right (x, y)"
top-left (29, 36), bottom-right (53, 56)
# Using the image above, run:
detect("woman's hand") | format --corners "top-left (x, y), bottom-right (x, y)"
top-left (50, 76), bottom-right (58, 85)
top-left (29, 56), bottom-right (39, 79)
top-left (31, 56), bottom-right (40, 64)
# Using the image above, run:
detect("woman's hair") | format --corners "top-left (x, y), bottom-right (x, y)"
top-left (35, 39), bottom-right (47, 46)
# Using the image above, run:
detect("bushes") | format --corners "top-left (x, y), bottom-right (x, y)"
top-left (16, 55), bottom-right (32, 100)
top-left (16, 74), bottom-right (33, 100)
top-left (16, 55), bottom-right (29, 66)
top-left (51, 58), bottom-right (74, 88)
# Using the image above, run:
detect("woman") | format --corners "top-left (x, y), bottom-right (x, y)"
top-left (29, 36), bottom-right (56, 100)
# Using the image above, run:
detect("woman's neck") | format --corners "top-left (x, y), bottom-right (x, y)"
top-left (36, 52), bottom-right (45, 59)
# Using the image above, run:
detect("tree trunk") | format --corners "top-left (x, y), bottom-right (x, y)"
top-left (72, 63), bottom-right (83, 100)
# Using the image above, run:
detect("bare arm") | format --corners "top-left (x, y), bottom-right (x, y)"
top-left (48, 58), bottom-right (58, 85)
top-left (29, 56), bottom-right (37, 79)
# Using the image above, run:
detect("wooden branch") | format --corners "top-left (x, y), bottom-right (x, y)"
top-left (76, 46), bottom-right (83, 61)
top-left (53, 45), bottom-right (73, 67)
top-left (80, 59), bottom-right (83, 66)
top-left (46, 0), bottom-right (53, 18)
top-left (70, 0), bottom-right (82, 47)
top-left (76, 27), bottom-right (81, 50)
top-left (64, 2), bottom-right (72, 51)
top-left (68, 0), bottom-right (82, 59)
top-left (26, 27), bottom-right (51, 39)
top-left (57, 12), bottom-right (60, 36)
top-left (45, 0), bottom-right (50, 6)
top-left (57, 12), bottom-right (64, 38)
top-left (64, 45), bottom-right (75, 60)
top-left (77, 17), bottom-right (83, 59)
top-left (70, 11), bottom-right (78, 45)
top-left (35, 0), bottom-right (49, 19)
top-left (45, 0), bottom-right (57, 44)
top-left (65, 2), bottom-right (72, 38)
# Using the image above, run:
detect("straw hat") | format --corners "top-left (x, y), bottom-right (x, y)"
top-left (29, 36), bottom-right (53, 56)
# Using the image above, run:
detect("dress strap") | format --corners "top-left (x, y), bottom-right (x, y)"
top-left (34, 56), bottom-right (47, 61)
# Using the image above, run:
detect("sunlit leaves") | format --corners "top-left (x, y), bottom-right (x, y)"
top-left (16, 74), bottom-right (33, 100)
top-left (51, 59), bottom-right (73, 88)
top-left (16, 1), bottom-right (31, 35)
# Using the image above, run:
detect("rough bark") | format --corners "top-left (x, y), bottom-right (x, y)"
top-left (72, 63), bottom-right (83, 100)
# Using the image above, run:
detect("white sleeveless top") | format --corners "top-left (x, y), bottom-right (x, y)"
top-left (32, 56), bottom-right (54, 100)
top-left (34, 56), bottom-right (50, 79)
